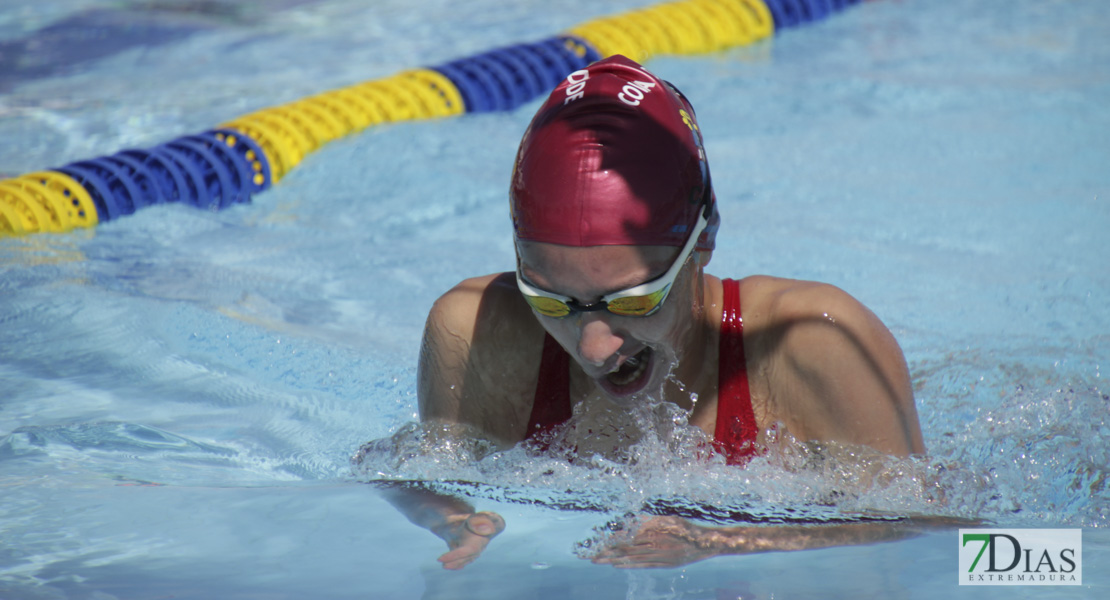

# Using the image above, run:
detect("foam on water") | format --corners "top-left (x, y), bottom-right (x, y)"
top-left (2, 0), bottom-right (1109, 598)
top-left (355, 395), bottom-right (951, 524)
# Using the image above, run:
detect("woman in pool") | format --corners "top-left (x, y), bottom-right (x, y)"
top-left (398, 55), bottom-right (924, 569)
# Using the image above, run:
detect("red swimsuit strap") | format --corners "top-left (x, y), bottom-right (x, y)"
top-left (526, 279), bottom-right (758, 464)
top-left (525, 332), bottom-right (571, 440)
top-left (714, 278), bottom-right (760, 465)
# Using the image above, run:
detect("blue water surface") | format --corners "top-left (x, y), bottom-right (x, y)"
top-left (1, 1), bottom-right (1108, 598)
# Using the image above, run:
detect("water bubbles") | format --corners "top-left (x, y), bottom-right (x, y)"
top-left (351, 396), bottom-right (969, 529)
top-left (350, 421), bottom-right (497, 480)
top-left (923, 380), bottom-right (1110, 528)
top-left (352, 358), bottom-right (1109, 533)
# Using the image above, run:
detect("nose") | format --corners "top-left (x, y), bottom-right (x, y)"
top-left (575, 315), bottom-right (625, 368)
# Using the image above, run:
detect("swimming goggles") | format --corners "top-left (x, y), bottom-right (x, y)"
top-left (516, 200), bottom-right (711, 318)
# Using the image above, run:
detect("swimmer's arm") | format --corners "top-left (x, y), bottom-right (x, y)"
top-left (418, 273), bottom-right (539, 445)
top-left (696, 518), bottom-right (937, 554)
top-left (377, 482), bottom-right (505, 570)
top-left (592, 515), bottom-right (970, 568)
top-left (770, 282), bottom-right (924, 456)
top-left (417, 280), bottom-right (480, 426)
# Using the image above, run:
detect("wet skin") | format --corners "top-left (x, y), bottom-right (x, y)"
top-left (516, 241), bottom-right (719, 414)
top-left (408, 242), bottom-right (926, 569)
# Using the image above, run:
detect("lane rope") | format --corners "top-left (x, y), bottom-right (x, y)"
top-left (0, 0), bottom-right (860, 237)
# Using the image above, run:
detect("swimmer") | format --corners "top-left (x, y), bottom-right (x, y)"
top-left (384, 55), bottom-right (926, 569)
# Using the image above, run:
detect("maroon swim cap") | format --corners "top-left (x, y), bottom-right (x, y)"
top-left (510, 54), bottom-right (718, 250)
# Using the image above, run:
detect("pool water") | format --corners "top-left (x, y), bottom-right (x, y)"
top-left (1, 0), bottom-right (1108, 598)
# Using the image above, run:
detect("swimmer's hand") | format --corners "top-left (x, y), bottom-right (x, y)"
top-left (590, 516), bottom-right (718, 569)
top-left (590, 513), bottom-right (979, 568)
top-left (434, 511), bottom-right (506, 570)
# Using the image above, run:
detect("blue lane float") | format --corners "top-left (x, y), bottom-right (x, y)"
top-left (430, 37), bottom-right (600, 113)
top-left (1, 0), bottom-right (869, 237)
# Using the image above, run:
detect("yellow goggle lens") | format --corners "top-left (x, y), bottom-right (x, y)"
top-left (524, 295), bottom-right (572, 317)
top-left (606, 287), bottom-right (670, 317)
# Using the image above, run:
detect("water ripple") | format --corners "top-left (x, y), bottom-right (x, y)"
top-left (0, 421), bottom-right (235, 458)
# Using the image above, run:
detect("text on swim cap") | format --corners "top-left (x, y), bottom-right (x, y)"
top-left (617, 80), bottom-right (656, 106)
top-left (562, 70), bottom-right (658, 106)
top-left (564, 70), bottom-right (589, 105)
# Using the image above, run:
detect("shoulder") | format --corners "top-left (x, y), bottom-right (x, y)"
top-left (426, 272), bottom-right (530, 336)
top-left (427, 271), bottom-right (545, 359)
top-left (736, 275), bottom-right (923, 455)
top-left (736, 276), bottom-right (891, 352)
top-left (734, 275), bottom-right (878, 389)
top-left (738, 275), bottom-right (859, 320)
top-left (419, 272), bottom-right (547, 445)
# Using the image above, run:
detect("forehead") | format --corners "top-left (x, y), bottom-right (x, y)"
top-left (517, 241), bottom-right (680, 294)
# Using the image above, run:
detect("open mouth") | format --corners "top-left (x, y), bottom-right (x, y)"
top-left (601, 347), bottom-right (654, 396)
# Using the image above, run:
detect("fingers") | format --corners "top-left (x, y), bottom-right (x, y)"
top-left (591, 551), bottom-right (681, 569)
top-left (610, 560), bottom-right (676, 569)
top-left (592, 542), bottom-right (660, 565)
top-left (438, 545), bottom-right (483, 570)
top-left (436, 511), bottom-right (506, 570)
top-left (464, 511), bottom-right (506, 537)
top-left (588, 522), bottom-right (702, 569)
top-left (439, 530), bottom-right (492, 570)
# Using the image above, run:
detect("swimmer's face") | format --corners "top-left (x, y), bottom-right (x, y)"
top-left (516, 241), bottom-right (701, 400)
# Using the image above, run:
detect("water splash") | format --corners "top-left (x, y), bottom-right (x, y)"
top-left (351, 394), bottom-right (962, 527)
top-left (924, 382), bottom-right (1110, 528)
